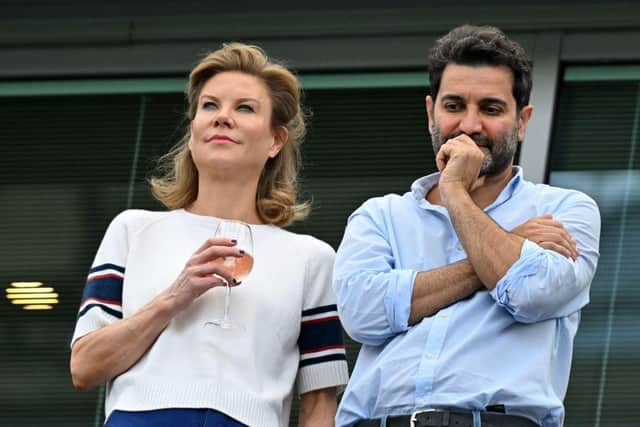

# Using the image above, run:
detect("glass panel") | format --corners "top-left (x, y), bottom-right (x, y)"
top-left (549, 74), bottom-right (640, 427)
top-left (0, 94), bottom-right (143, 426)
top-left (2, 69), bottom-right (581, 426)
top-left (290, 87), bottom-right (433, 247)
top-left (0, 79), bottom-right (433, 426)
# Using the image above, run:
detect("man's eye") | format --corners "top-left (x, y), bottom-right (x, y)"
top-left (444, 103), bottom-right (461, 112)
top-left (484, 106), bottom-right (503, 115)
top-left (237, 104), bottom-right (255, 113)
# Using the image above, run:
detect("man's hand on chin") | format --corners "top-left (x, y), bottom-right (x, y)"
top-left (436, 134), bottom-right (486, 206)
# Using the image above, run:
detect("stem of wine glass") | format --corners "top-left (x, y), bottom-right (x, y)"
top-left (222, 279), bottom-right (232, 325)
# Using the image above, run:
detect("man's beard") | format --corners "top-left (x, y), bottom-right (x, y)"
top-left (430, 122), bottom-right (519, 177)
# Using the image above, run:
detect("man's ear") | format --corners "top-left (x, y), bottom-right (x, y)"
top-left (268, 126), bottom-right (288, 158)
top-left (426, 95), bottom-right (435, 135)
top-left (517, 105), bottom-right (534, 141)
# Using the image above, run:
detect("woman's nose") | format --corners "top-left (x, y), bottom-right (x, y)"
top-left (213, 109), bottom-right (233, 127)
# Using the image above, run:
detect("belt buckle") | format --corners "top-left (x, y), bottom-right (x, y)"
top-left (409, 408), bottom-right (438, 427)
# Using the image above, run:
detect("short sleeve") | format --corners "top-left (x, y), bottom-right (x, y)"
top-left (70, 211), bottom-right (130, 348)
top-left (296, 239), bottom-right (350, 395)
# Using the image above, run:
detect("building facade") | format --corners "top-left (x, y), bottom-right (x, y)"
top-left (1, 1), bottom-right (639, 425)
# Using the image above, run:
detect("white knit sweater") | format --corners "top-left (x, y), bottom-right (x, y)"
top-left (72, 209), bottom-right (349, 426)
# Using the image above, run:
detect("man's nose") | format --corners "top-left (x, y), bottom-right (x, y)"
top-left (458, 109), bottom-right (482, 135)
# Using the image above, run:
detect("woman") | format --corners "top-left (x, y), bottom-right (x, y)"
top-left (70, 43), bottom-right (349, 427)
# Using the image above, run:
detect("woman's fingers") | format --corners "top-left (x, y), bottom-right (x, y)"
top-left (186, 239), bottom-right (245, 289)
top-left (192, 237), bottom-right (237, 255)
top-left (166, 238), bottom-right (245, 313)
top-left (190, 244), bottom-right (244, 266)
top-left (194, 264), bottom-right (239, 287)
top-left (167, 264), bottom-right (240, 312)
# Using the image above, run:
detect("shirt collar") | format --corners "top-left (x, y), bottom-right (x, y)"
top-left (410, 166), bottom-right (525, 211)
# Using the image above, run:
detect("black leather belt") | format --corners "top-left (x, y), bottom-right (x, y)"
top-left (357, 409), bottom-right (538, 427)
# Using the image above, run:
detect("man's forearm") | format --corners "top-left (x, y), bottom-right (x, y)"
top-left (409, 259), bottom-right (483, 324)
top-left (410, 206), bottom-right (582, 324)
top-left (446, 188), bottom-right (524, 288)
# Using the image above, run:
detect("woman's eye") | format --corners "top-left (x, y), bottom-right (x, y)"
top-left (237, 104), bottom-right (255, 113)
top-left (202, 101), bottom-right (217, 110)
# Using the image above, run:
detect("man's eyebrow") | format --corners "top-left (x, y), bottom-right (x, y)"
top-left (479, 97), bottom-right (508, 107)
top-left (439, 94), bottom-right (508, 107)
top-left (440, 94), bottom-right (464, 103)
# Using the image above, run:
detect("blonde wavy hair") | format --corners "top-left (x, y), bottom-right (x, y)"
top-left (150, 43), bottom-right (309, 227)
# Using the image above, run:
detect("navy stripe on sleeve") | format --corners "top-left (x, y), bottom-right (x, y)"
top-left (299, 353), bottom-right (346, 368)
top-left (77, 264), bottom-right (124, 319)
top-left (302, 304), bottom-right (338, 317)
top-left (81, 276), bottom-right (123, 304)
top-left (78, 303), bottom-right (123, 319)
top-left (89, 263), bottom-right (125, 274)
top-left (298, 320), bottom-right (344, 353)
top-left (298, 305), bottom-right (346, 368)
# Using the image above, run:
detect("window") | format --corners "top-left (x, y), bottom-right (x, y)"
top-left (0, 73), bottom-right (430, 426)
top-left (549, 65), bottom-right (640, 427)
top-left (0, 83), bottom-right (186, 426)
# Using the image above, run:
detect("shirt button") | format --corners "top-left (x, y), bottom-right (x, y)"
top-left (416, 398), bottom-right (425, 406)
top-left (426, 352), bottom-right (434, 359)
top-left (440, 312), bottom-right (448, 318)
top-left (456, 243), bottom-right (464, 251)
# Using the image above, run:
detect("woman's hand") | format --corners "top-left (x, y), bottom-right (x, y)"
top-left (71, 237), bottom-right (244, 390)
top-left (163, 237), bottom-right (244, 314)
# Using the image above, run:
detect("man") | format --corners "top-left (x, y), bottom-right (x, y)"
top-left (333, 25), bottom-right (600, 427)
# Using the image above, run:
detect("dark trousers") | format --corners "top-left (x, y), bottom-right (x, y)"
top-left (104, 408), bottom-right (247, 427)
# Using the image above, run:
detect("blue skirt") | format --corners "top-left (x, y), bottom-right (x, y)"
top-left (104, 408), bottom-right (247, 427)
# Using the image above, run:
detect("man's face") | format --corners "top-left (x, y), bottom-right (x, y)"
top-left (426, 64), bottom-right (533, 177)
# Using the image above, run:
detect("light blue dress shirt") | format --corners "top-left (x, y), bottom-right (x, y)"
top-left (334, 167), bottom-right (600, 427)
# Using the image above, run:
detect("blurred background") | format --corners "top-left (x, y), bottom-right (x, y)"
top-left (1, 0), bottom-right (639, 426)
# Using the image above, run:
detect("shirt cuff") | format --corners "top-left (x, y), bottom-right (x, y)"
top-left (383, 269), bottom-right (417, 333)
top-left (490, 239), bottom-right (542, 305)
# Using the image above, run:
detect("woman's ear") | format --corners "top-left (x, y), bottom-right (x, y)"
top-left (268, 126), bottom-right (288, 158)
top-left (187, 121), bottom-right (194, 151)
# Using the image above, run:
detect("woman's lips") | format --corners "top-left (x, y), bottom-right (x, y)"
top-left (207, 135), bottom-right (237, 144)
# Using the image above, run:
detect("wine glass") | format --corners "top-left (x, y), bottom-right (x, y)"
top-left (207, 220), bottom-right (254, 329)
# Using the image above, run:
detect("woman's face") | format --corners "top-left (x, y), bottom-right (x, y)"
top-left (189, 71), bottom-right (286, 177)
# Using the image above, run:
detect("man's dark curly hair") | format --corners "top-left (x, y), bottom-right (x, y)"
top-left (428, 25), bottom-right (533, 111)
